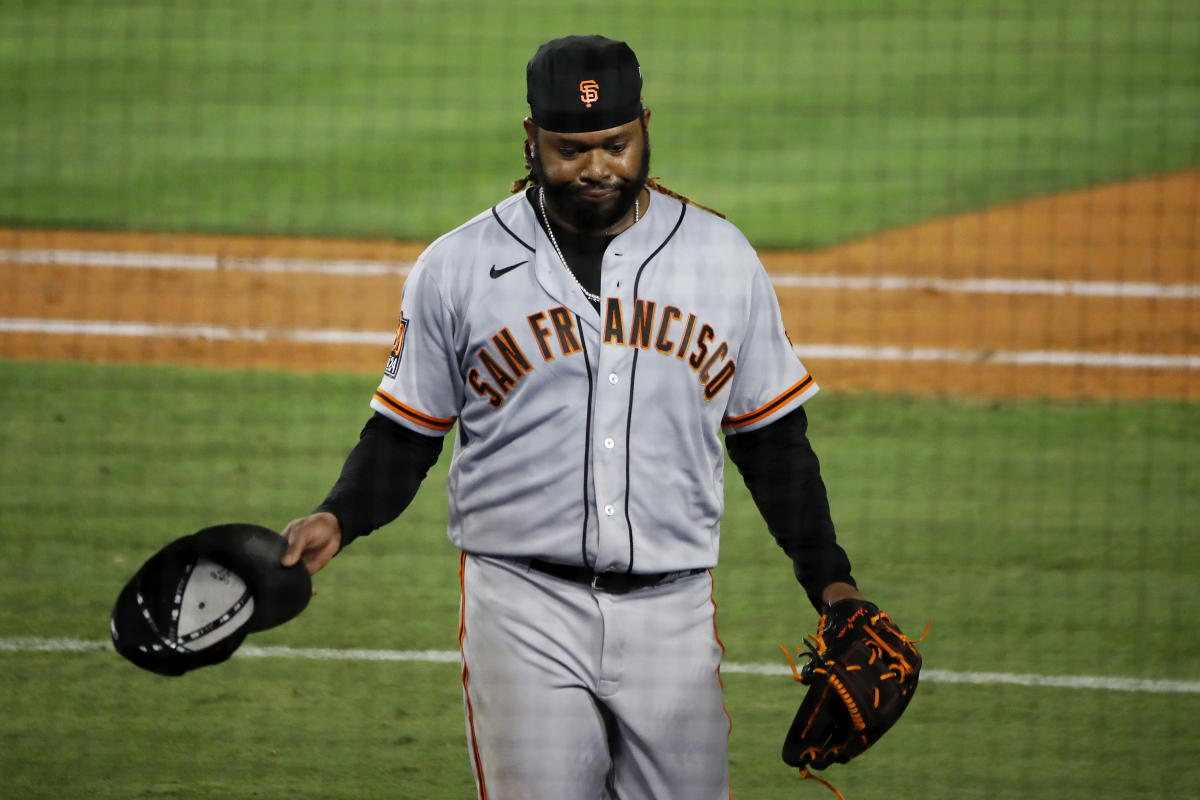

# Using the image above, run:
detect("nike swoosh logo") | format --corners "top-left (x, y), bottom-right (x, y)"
top-left (490, 260), bottom-right (527, 279)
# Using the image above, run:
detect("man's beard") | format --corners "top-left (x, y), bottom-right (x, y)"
top-left (533, 133), bottom-right (651, 234)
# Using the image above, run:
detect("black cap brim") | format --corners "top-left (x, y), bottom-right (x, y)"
top-left (111, 523), bottom-right (311, 676)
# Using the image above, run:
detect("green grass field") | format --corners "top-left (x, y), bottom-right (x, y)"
top-left (2, 361), bottom-right (1198, 798)
top-left (2, 0), bottom-right (1198, 247)
top-left (2, 1), bottom-right (1199, 797)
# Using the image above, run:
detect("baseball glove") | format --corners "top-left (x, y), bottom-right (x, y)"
top-left (781, 599), bottom-right (924, 775)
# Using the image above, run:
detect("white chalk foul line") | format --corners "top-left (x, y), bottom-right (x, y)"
top-left (793, 343), bottom-right (1200, 370)
top-left (0, 248), bottom-right (414, 277)
top-left (3, 637), bottom-right (1197, 694)
top-left (769, 273), bottom-right (1200, 300)
top-left (2, 317), bottom-right (1197, 371)
top-left (0, 318), bottom-right (391, 347)
top-left (4, 247), bottom-right (1199, 299)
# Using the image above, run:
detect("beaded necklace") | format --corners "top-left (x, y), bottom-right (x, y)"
top-left (538, 186), bottom-right (638, 304)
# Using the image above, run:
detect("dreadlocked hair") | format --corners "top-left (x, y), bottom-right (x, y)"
top-left (645, 176), bottom-right (725, 219)
top-left (510, 172), bottom-right (536, 194)
top-left (508, 173), bottom-right (725, 220)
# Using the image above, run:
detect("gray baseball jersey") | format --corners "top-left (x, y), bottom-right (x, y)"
top-left (370, 190), bottom-right (817, 573)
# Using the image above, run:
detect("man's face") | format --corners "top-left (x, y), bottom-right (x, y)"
top-left (528, 113), bottom-right (650, 234)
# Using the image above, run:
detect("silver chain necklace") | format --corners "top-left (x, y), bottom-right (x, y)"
top-left (538, 186), bottom-right (638, 304)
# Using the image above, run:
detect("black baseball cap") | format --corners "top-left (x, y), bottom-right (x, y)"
top-left (110, 523), bottom-right (311, 676)
top-left (526, 35), bottom-right (643, 133)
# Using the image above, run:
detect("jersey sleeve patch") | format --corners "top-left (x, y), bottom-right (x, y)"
top-left (383, 316), bottom-right (409, 379)
top-left (372, 388), bottom-right (456, 433)
top-left (721, 374), bottom-right (816, 430)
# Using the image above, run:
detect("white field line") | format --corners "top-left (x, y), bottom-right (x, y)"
top-left (769, 273), bottom-right (1200, 300)
top-left (793, 343), bottom-right (1200, 370)
top-left (3, 637), bottom-right (1198, 694)
top-left (0, 248), bottom-right (414, 276)
top-left (4, 247), bottom-right (1200, 299)
top-left (0, 318), bottom-right (391, 347)
top-left (2, 317), bottom-right (1197, 371)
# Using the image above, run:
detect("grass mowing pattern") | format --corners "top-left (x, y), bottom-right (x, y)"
top-left (1, 360), bottom-right (1198, 797)
top-left (2, 1), bottom-right (1197, 247)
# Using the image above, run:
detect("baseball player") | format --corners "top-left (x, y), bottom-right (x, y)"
top-left (282, 35), bottom-right (866, 800)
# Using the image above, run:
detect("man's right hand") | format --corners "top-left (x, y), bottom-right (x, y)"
top-left (281, 511), bottom-right (343, 580)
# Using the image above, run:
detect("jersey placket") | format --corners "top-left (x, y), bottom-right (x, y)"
top-left (587, 248), bottom-right (640, 574)
top-left (525, 220), bottom-right (616, 570)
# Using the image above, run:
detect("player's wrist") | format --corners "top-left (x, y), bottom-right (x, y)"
top-left (310, 505), bottom-right (349, 550)
top-left (819, 581), bottom-right (863, 608)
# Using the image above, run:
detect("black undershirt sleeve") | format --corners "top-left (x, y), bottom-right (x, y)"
top-left (724, 405), bottom-right (855, 610)
top-left (314, 412), bottom-right (446, 550)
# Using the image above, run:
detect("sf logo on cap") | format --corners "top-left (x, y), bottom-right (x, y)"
top-left (579, 79), bottom-right (599, 108)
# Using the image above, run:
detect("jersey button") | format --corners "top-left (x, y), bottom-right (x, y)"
top-left (608, 373), bottom-right (619, 384)
top-left (603, 504), bottom-right (616, 516)
top-left (603, 437), bottom-right (615, 449)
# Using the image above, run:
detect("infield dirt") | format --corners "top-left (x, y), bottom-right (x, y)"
top-left (2, 170), bottom-right (1196, 400)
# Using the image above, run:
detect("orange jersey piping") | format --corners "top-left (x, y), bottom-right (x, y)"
top-left (373, 388), bottom-right (456, 432)
top-left (721, 374), bottom-right (814, 430)
top-left (459, 552), bottom-right (488, 799)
